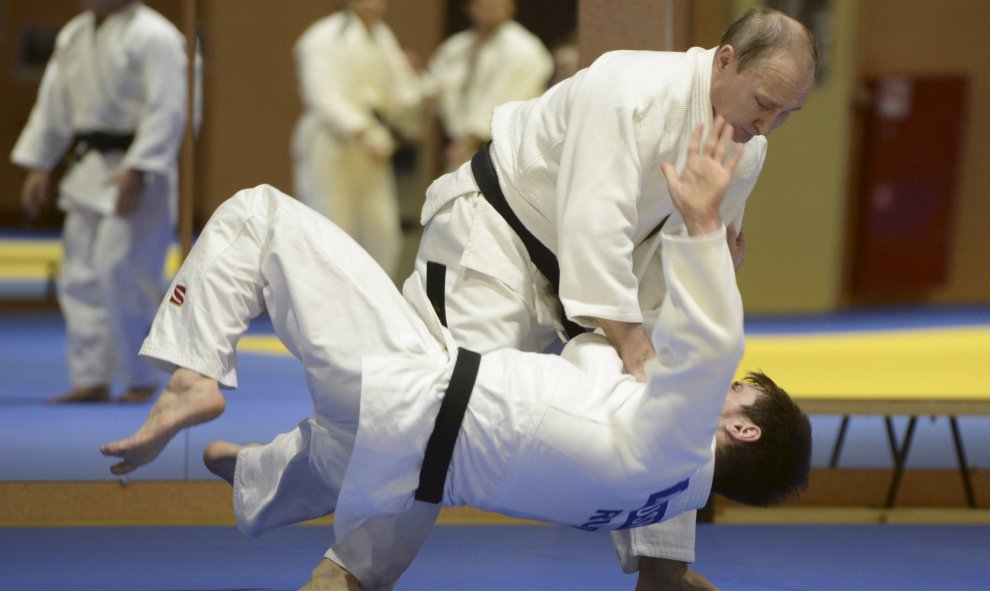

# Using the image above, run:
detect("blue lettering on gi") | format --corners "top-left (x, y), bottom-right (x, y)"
top-left (575, 509), bottom-right (623, 532)
top-left (617, 479), bottom-right (690, 530)
top-left (575, 479), bottom-right (691, 532)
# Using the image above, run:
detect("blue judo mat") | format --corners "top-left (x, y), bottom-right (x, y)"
top-left (1, 523), bottom-right (989, 591)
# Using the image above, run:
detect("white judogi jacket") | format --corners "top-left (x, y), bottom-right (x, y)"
top-left (10, 1), bottom-right (187, 218)
top-left (420, 47), bottom-right (766, 329)
top-left (335, 225), bottom-right (743, 540)
top-left (292, 11), bottom-right (422, 160)
top-left (424, 20), bottom-right (553, 141)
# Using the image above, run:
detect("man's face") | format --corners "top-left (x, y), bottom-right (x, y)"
top-left (721, 380), bottom-right (759, 418)
top-left (710, 46), bottom-right (814, 144)
top-left (467, 0), bottom-right (514, 31)
top-left (715, 380), bottom-right (762, 447)
top-left (349, 0), bottom-right (387, 24)
top-left (81, 0), bottom-right (127, 18)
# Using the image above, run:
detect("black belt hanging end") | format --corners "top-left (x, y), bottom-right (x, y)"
top-left (414, 347), bottom-right (482, 504)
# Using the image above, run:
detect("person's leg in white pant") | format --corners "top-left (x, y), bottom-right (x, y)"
top-left (408, 194), bottom-right (557, 354)
top-left (94, 183), bottom-right (172, 399)
top-left (59, 207), bottom-right (115, 395)
top-left (104, 184), bottom-right (446, 591)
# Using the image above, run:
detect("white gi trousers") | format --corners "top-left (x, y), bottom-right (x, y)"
top-left (141, 185), bottom-right (446, 590)
top-left (60, 175), bottom-right (172, 389)
top-left (409, 183), bottom-right (697, 570)
top-left (292, 117), bottom-right (402, 281)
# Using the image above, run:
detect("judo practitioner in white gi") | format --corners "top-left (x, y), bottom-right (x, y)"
top-left (101, 118), bottom-right (812, 591)
top-left (405, 7), bottom-right (819, 588)
top-left (423, 0), bottom-right (553, 170)
top-left (11, 0), bottom-right (191, 404)
top-left (291, 0), bottom-right (423, 281)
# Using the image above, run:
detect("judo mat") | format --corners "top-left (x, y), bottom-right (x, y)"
top-left (1, 523), bottom-right (989, 590)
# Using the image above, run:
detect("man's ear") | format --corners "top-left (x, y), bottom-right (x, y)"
top-left (715, 44), bottom-right (735, 72)
top-left (725, 420), bottom-right (761, 443)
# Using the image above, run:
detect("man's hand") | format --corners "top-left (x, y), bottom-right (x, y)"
top-left (660, 116), bottom-right (743, 237)
top-left (727, 224), bottom-right (746, 271)
top-left (356, 126), bottom-right (394, 163)
top-left (113, 168), bottom-right (145, 216)
top-left (635, 557), bottom-right (720, 591)
top-left (20, 169), bottom-right (51, 221)
top-left (596, 318), bottom-right (656, 382)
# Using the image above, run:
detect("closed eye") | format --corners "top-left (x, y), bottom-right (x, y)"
top-left (755, 97), bottom-right (775, 111)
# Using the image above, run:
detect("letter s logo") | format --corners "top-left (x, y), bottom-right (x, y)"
top-left (169, 284), bottom-right (187, 306)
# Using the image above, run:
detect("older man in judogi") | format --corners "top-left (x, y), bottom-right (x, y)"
top-left (11, 0), bottom-right (191, 404)
top-left (407, 7), bottom-right (819, 590)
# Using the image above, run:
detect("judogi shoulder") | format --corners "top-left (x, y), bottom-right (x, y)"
top-left (485, 47), bottom-right (766, 328)
top-left (293, 11), bottom-right (422, 143)
top-left (425, 20), bottom-right (552, 141)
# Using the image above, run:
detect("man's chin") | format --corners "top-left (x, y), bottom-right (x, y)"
top-left (734, 131), bottom-right (755, 144)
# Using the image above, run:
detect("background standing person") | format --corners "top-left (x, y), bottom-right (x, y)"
top-left (407, 7), bottom-right (818, 590)
top-left (423, 0), bottom-right (553, 171)
top-left (291, 0), bottom-right (423, 281)
top-left (10, 0), bottom-right (192, 404)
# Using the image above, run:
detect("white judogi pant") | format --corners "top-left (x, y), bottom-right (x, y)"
top-left (60, 180), bottom-right (172, 389)
top-left (140, 184), bottom-right (448, 590)
top-left (292, 115), bottom-right (403, 280)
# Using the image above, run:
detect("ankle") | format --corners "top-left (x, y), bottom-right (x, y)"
top-left (167, 368), bottom-right (216, 394)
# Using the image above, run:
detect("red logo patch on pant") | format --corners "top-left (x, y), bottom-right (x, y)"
top-left (169, 284), bottom-right (187, 306)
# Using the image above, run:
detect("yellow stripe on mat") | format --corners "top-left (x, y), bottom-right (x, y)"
top-left (0, 241), bottom-right (182, 280)
top-left (240, 326), bottom-right (990, 399)
top-left (738, 326), bottom-right (990, 398)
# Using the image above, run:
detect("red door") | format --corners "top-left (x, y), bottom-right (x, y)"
top-left (849, 76), bottom-right (969, 297)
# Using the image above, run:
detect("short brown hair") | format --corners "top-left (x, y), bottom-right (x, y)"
top-left (719, 7), bottom-right (819, 78)
top-left (711, 371), bottom-right (812, 507)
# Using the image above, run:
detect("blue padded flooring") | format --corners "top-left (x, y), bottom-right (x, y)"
top-left (1, 523), bottom-right (989, 591)
top-left (0, 310), bottom-right (312, 481)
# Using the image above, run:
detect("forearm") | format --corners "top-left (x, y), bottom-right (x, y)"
top-left (596, 318), bottom-right (656, 382)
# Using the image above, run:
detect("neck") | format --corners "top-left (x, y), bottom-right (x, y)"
top-left (476, 20), bottom-right (506, 41)
top-left (93, 1), bottom-right (130, 26)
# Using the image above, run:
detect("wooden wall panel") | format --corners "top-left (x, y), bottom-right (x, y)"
top-left (578, 0), bottom-right (691, 66)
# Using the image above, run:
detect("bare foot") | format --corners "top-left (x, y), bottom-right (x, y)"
top-left (299, 558), bottom-right (364, 591)
top-left (203, 440), bottom-right (247, 485)
top-left (100, 368), bottom-right (226, 474)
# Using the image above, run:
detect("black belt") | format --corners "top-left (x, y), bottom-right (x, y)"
top-left (414, 347), bottom-right (482, 504)
top-left (74, 131), bottom-right (135, 156)
top-left (470, 144), bottom-right (586, 340)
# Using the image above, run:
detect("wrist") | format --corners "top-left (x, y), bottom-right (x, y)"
top-left (682, 209), bottom-right (721, 236)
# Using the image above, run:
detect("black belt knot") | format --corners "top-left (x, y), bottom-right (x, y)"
top-left (74, 131), bottom-right (135, 157)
